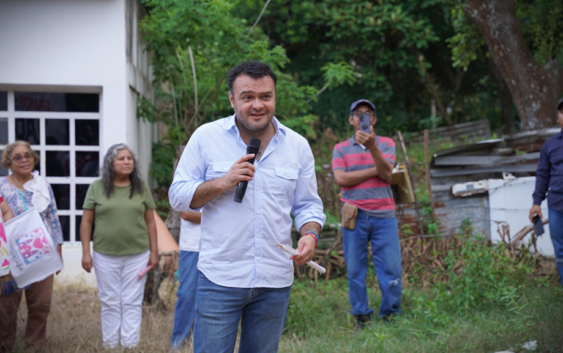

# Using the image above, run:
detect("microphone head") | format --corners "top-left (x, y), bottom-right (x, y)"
top-left (247, 137), bottom-right (261, 154)
top-left (248, 137), bottom-right (261, 149)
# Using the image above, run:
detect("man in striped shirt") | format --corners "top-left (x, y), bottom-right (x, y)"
top-left (332, 99), bottom-right (402, 328)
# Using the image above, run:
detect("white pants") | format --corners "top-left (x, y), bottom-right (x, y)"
top-left (93, 250), bottom-right (150, 348)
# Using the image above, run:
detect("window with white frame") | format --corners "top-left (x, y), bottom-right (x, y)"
top-left (0, 91), bottom-right (101, 243)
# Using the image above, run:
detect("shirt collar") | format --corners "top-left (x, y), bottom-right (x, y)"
top-left (350, 134), bottom-right (367, 150)
top-left (350, 135), bottom-right (358, 145)
top-left (558, 129), bottom-right (563, 139)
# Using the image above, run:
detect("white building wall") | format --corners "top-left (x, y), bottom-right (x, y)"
top-left (488, 177), bottom-right (554, 256)
top-left (0, 0), bottom-right (156, 287)
top-left (126, 0), bottom-right (155, 183)
top-left (0, 0), bottom-right (128, 150)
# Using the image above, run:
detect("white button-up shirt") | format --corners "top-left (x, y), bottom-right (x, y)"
top-left (169, 115), bottom-right (326, 288)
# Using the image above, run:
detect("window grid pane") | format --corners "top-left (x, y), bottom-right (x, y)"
top-left (76, 152), bottom-right (99, 177)
top-left (75, 120), bottom-right (100, 146)
top-left (75, 184), bottom-right (90, 210)
top-left (0, 92), bottom-right (6, 111)
top-left (15, 118), bottom-right (40, 145)
top-left (15, 92), bottom-right (99, 112)
top-left (0, 119), bottom-right (7, 144)
top-left (59, 215), bottom-right (70, 242)
top-left (46, 119), bottom-right (70, 146)
top-left (46, 151), bottom-right (70, 177)
top-left (51, 184), bottom-right (70, 210)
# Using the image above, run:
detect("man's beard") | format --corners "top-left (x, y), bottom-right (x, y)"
top-left (235, 112), bottom-right (271, 133)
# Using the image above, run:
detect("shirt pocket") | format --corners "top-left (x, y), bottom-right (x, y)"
top-left (205, 161), bottom-right (233, 180)
top-left (274, 167), bottom-right (298, 198)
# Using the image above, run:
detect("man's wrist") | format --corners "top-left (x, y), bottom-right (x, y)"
top-left (217, 175), bottom-right (233, 193)
top-left (304, 230), bottom-right (318, 248)
top-left (367, 143), bottom-right (379, 152)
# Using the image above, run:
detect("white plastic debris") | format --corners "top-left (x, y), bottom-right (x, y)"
top-left (521, 340), bottom-right (537, 351)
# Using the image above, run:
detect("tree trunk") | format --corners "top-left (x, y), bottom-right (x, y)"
top-left (486, 58), bottom-right (515, 132)
top-left (464, 0), bottom-right (563, 129)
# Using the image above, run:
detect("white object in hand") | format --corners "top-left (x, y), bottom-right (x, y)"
top-left (276, 243), bottom-right (326, 274)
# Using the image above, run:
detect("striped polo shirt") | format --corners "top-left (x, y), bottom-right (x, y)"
top-left (332, 135), bottom-right (396, 218)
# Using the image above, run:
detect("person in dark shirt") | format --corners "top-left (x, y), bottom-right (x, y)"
top-left (530, 98), bottom-right (563, 286)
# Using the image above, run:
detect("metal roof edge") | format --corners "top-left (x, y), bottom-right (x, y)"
top-left (433, 139), bottom-right (504, 159)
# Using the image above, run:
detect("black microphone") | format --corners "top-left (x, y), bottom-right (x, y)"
top-left (234, 137), bottom-right (261, 203)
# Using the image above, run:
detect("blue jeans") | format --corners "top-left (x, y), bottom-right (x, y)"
top-left (342, 210), bottom-right (402, 318)
top-left (171, 251), bottom-right (200, 349)
top-left (193, 272), bottom-right (291, 353)
top-left (548, 209), bottom-right (563, 287)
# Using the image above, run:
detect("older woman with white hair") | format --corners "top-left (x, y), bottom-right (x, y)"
top-left (80, 143), bottom-right (158, 349)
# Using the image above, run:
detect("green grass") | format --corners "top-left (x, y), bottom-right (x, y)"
top-left (10, 277), bottom-right (562, 352)
top-left (280, 279), bottom-right (563, 353)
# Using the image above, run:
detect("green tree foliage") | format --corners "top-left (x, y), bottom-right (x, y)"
top-left (448, 4), bottom-right (485, 71)
top-left (139, 0), bottom-right (355, 188)
top-left (233, 0), bottom-right (505, 133)
top-left (516, 0), bottom-right (563, 66)
top-left (234, 0), bottom-right (563, 134)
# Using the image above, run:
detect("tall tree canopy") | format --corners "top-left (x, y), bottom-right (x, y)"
top-left (464, 0), bottom-right (563, 129)
top-left (234, 0), bottom-right (563, 133)
top-left (140, 0), bottom-right (563, 188)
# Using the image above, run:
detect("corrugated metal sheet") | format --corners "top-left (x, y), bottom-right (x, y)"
top-left (434, 193), bottom-right (490, 237)
top-left (428, 125), bottom-right (559, 240)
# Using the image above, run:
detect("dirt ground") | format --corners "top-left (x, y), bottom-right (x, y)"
top-left (13, 279), bottom-right (190, 353)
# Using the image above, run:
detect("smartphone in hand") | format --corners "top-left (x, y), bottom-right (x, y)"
top-left (532, 214), bottom-right (545, 236)
top-left (359, 113), bottom-right (371, 134)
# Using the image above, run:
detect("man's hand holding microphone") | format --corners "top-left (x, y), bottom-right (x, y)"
top-left (219, 154), bottom-right (256, 191)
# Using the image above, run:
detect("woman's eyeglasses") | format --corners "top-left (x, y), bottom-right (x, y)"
top-left (12, 153), bottom-right (33, 163)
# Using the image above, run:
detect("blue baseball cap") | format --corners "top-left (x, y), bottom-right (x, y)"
top-left (350, 99), bottom-right (376, 114)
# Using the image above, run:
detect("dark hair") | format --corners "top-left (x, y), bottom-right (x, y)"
top-left (227, 61), bottom-right (277, 94)
top-left (101, 143), bottom-right (143, 199)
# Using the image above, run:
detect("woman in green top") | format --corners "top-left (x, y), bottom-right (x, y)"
top-left (80, 144), bottom-right (158, 349)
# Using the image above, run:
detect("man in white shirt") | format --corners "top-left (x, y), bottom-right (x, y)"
top-left (169, 60), bottom-right (325, 353)
top-left (170, 211), bottom-right (201, 349)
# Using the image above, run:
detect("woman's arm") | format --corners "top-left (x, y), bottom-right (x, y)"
top-left (0, 200), bottom-right (14, 222)
top-left (145, 210), bottom-right (159, 269)
top-left (80, 209), bottom-right (95, 273)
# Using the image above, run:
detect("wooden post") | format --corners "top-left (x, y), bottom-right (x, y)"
top-left (424, 129), bottom-right (436, 221)
top-left (397, 131), bottom-right (425, 236)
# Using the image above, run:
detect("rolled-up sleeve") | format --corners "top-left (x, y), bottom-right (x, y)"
top-left (169, 131), bottom-right (206, 212)
top-left (292, 144), bottom-right (326, 231)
